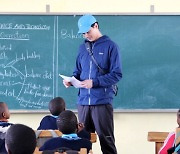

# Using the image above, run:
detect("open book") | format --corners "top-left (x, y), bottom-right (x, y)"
top-left (59, 74), bottom-right (82, 88)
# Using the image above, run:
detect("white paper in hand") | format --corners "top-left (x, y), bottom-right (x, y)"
top-left (59, 74), bottom-right (82, 88)
top-left (71, 76), bottom-right (82, 88)
top-left (59, 74), bottom-right (72, 82)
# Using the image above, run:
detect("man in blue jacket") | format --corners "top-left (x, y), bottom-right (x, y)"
top-left (63, 14), bottom-right (122, 154)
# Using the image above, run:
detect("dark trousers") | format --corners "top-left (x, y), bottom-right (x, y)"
top-left (78, 104), bottom-right (117, 154)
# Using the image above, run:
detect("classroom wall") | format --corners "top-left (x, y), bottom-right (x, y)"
top-left (1, 0), bottom-right (179, 154)
top-left (1, 0), bottom-right (180, 13)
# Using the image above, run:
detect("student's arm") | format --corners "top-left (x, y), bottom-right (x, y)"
top-left (77, 123), bottom-right (91, 140)
top-left (158, 132), bottom-right (175, 154)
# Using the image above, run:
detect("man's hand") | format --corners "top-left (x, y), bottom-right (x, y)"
top-left (63, 80), bottom-right (72, 88)
top-left (81, 79), bottom-right (93, 89)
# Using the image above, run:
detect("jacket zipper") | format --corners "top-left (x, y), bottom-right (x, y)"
top-left (88, 43), bottom-right (94, 105)
top-left (88, 60), bottom-right (92, 105)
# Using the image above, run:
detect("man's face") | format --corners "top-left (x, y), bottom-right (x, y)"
top-left (82, 23), bottom-right (99, 42)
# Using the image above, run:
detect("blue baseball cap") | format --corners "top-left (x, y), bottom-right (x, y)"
top-left (78, 15), bottom-right (97, 33)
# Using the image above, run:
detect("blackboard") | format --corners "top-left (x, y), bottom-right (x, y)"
top-left (0, 15), bottom-right (180, 111)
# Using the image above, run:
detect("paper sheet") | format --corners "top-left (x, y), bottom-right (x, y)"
top-left (59, 74), bottom-right (82, 88)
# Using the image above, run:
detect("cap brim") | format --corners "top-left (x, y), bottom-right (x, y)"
top-left (78, 26), bottom-right (91, 34)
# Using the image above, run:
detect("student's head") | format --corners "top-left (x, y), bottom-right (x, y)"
top-left (56, 110), bottom-right (78, 134)
top-left (49, 97), bottom-right (66, 116)
top-left (177, 109), bottom-right (180, 127)
top-left (0, 102), bottom-right (10, 121)
top-left (78, 15), bottom-right (101, 42)
top-left (5, 124), bottom-right (36, 154)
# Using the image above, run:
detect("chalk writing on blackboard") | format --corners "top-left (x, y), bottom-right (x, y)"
top-left (60, 29), bottom-right (83, 39)
top-left (0, 19), bottom-right (55, 109)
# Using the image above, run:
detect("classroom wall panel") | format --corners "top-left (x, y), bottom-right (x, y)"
top-left (0, 0), bottom-right (180, 13)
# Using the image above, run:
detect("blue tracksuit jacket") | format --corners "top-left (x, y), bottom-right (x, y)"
top-left (73, 35), bottom-right (122, 105)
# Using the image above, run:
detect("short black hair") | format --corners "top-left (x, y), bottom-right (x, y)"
top-left (5, 124), bottom-right (36, 154)
top-left (48, 97), bottom-right (66, 116)
top-left (91, 22), bottom-right (99, 28)
top-left (56, 110), bottom-right (78, 134)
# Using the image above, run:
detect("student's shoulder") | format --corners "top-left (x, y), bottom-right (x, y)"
top-left (39, 115), bottom-right (56, 125)
top-left (38, 115), bottom-right (57, 130)
top-left (38, 116), bottom-right (53, 129)
top-left (39, 137), bottom-right (61, 151)
top-left (0, 122), bottom-right (13, 127)
top-left (41, 115), bottom-right (53, 120)
top-left (0, 122), bottom-right (13, 132)
top-left (45, 136), bottom-right (61, 143)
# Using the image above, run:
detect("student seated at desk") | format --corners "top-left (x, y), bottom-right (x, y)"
top-left (37, 97), bottom-right (90, 140)
top-left (5, 124), bottom-right (36, 154)
top-left (0, 102), bottom-right (13, 154)
top-left (159, 109), bottom-right (180, 154)
top-left (38, 97), bottom-right (66, 130)
top-left (39, 110), bottom-right (92, 152)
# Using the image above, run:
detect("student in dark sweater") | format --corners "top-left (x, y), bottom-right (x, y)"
top-left (0, 102), bottom-right (13, 154)
top-left (5, 124), bottom-right (36, 154)
top-left (37, 97), bottom-right (90, 140)
top-left (37, 97), bottom-right (66, 130)
top-left (39, 110), bottom-right (92, 152)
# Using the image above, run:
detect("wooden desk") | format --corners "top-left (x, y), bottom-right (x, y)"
top-left (147, 132), bottom-right (169, 154)
top-left (35, 130), bottom-right (97, 146)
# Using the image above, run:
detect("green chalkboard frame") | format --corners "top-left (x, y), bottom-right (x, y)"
top-left (0, 13), bottom-right (180, 112)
